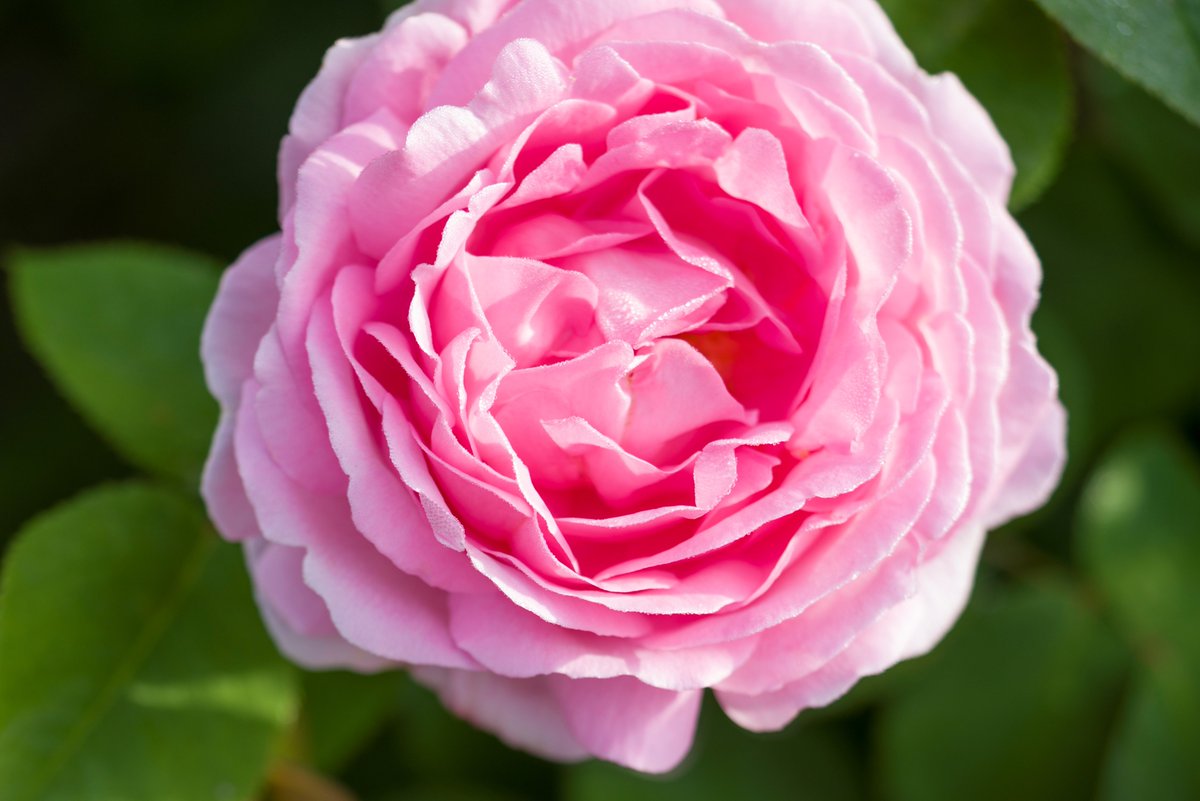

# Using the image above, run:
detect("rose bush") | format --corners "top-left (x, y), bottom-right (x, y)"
top-left (202, 0), bottom-right (1065, 772)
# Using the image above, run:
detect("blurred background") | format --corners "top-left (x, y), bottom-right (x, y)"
top-left (2, 0), bottom-right (1198, 799)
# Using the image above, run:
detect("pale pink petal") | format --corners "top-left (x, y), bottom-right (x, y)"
top-left (714, 534), bottom-right (922, 703)
top-left (312, 278), bottom-right (488, 591)
top-left (716, 524), bottom-right (985, 730)
top-left (412, 667), bottom-right (589, 762)
top-left (581, 118), bottom-right (734, 190)
top-left (620, 338), bottom-right (752, 461)
top-left (713, 127), bottom-right (808, 230)
top-left (397, 0), bottom-right (520, 36)
top-left (349, 39), bottom-right (569, 258)
top-left (463, 254), bottom-right (600, 366)
top-left (832, 0), bottom-right (921, 76)
top-left (556, 245), bottom-right (729, 346)
top-left (550, 675), bottom-right (702, 774)
top-left (249, 540), bottom-right (339, 639)
top-left (763, 40), bottom-right (876, 144)
top-left (258, 603), bottom-right (391, 673)
top-left (493, 341), bottom-right (634, 446)
top-left (203, 415), bottom-right (260, 543)
top-left (985, 348), bottom-right (1066, 527)
top-left (343, 12), bottom-right (470, 126)
top-left (715, 0), bottom-right (874, 56)
top-left (201, 236), bottom-right (281, 543)
top-left (644, 399), bottom-right (943, 648)
top-left (300, 530), bottom-right (479, 669)
top-left (449, 592), bottom-right (754, 690)
top-left (233, 382), bottom-right (477, 669)
top-left (201, 236), bottom-right (281, 405)
top-left (278, 35), bottom-right (380, 215)
top-left (597, 40), bottom-right (746, 91)
top-left (251, 328), bottom-right (346, 492)
top-left (496, 144), bottom-right (589, 209)
top-left (278, 110), bottom-right (404, 356)
top-left (914, 72), bottom-right (1013, 205)
top-left (425, 0), bottom-right (728, 107)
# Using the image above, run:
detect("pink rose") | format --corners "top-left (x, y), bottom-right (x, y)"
top-left (202, 0), bottom-right (1065, 773)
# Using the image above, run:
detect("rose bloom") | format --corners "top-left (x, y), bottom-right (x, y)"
top-left (202, 0), bottom-right (1065, 772)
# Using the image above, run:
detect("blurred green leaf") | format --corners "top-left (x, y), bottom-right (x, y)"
top-left (377, 677), bottom-right (558, 801)
top-left (1078, 430), bottom-right (1200, 665)
top-left (1078, 430), bottom-right (1200, 797)
top-left (301, 670), bottom-right (403, 774)
top-left (0, 482), bottom-right (298, 801)
top-left (1184, 0), bottom-right (1200, 39)
top-left (880, 0), bottom-right (1073, 208)
top-left (0, 315), bottom-right (127, 541)
top-left (876, 579), bottom-right (1127, 801)
top-left (1084, 57), bottom-right (1200, 252)
top-left (8, 242), bottom-right (220, 487)
top-left (1030, 0), bottom-right (1200, 127)
top-left (564, 702), bottom-right (864, 801)
top-left (376, 787), bottom-right (524, 801)
top-left (805, 654), bottom-right (931, 722)
top-left (1100, 669), bottom-right (1196, 801)
top-left (1020, 146), bottom-right (1200, 469)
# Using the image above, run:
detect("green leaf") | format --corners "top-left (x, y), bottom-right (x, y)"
top-left (385, 676), bottom-right (559, 800)
top-left (381, 787), bottom-right (525, 801)
top-left (804, 654), bottom-right (931, 722)
top-left (1100, 669), bottom-right (1196, 801)
top-left (1078, 430), bottom-right (1200, 659)
top-left (1078, 431), bottom-right (1200, 796)
top-left (1084, 56), bottom-right (1200, 252)
top-left (564, 701), bottom-right (864, 801)
top-left (0, 318), bottom-right (126, 541)
top-left (876, 580), bottom-right (1127, 801)
top-left (0, 482), bottom-right (298, 801)
top-left (301, 670), bottom-right (403, 773)
top-left (1184, 0), bottom-right (1200, 41)
top-left (879, 0), bottom-right (1074, 208)
top-left (8, 242), bottom-right (221, 486)
top-left (1019, 145), bottom-right (1200, 462)
top-left (1030, 0), bottom-right (1200, 127)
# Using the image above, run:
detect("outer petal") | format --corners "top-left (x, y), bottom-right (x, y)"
top-left (714, 0), bottom-right (875, 56)
top-left (278, 35), bottom-right (381, 216)
top-left (716, 524), bottom-right (986, 730)
top-left (201, 236), bottom-right (281, 406)
top-left (448, 590), bottom-right (755, 690)
top-left (412, 667), bottom-right (590, 762)
top-left (202, 236), bottom-right (281, 544)
top-left (424, 0), bottom-right (728, 107)
top-left (247, 540), bottom-right (391, 672)
top-left (550, 675), bottom-right (703, 773)
top-left (233, 380), bottom-right (477, 670)
top-left (984, 217), bottom-right (1067, 524)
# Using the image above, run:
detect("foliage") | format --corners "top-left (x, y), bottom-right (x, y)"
top-left (0, 484), bottom-right (297, 801)
top-left (880, 0), bottom-right (1074, 208)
